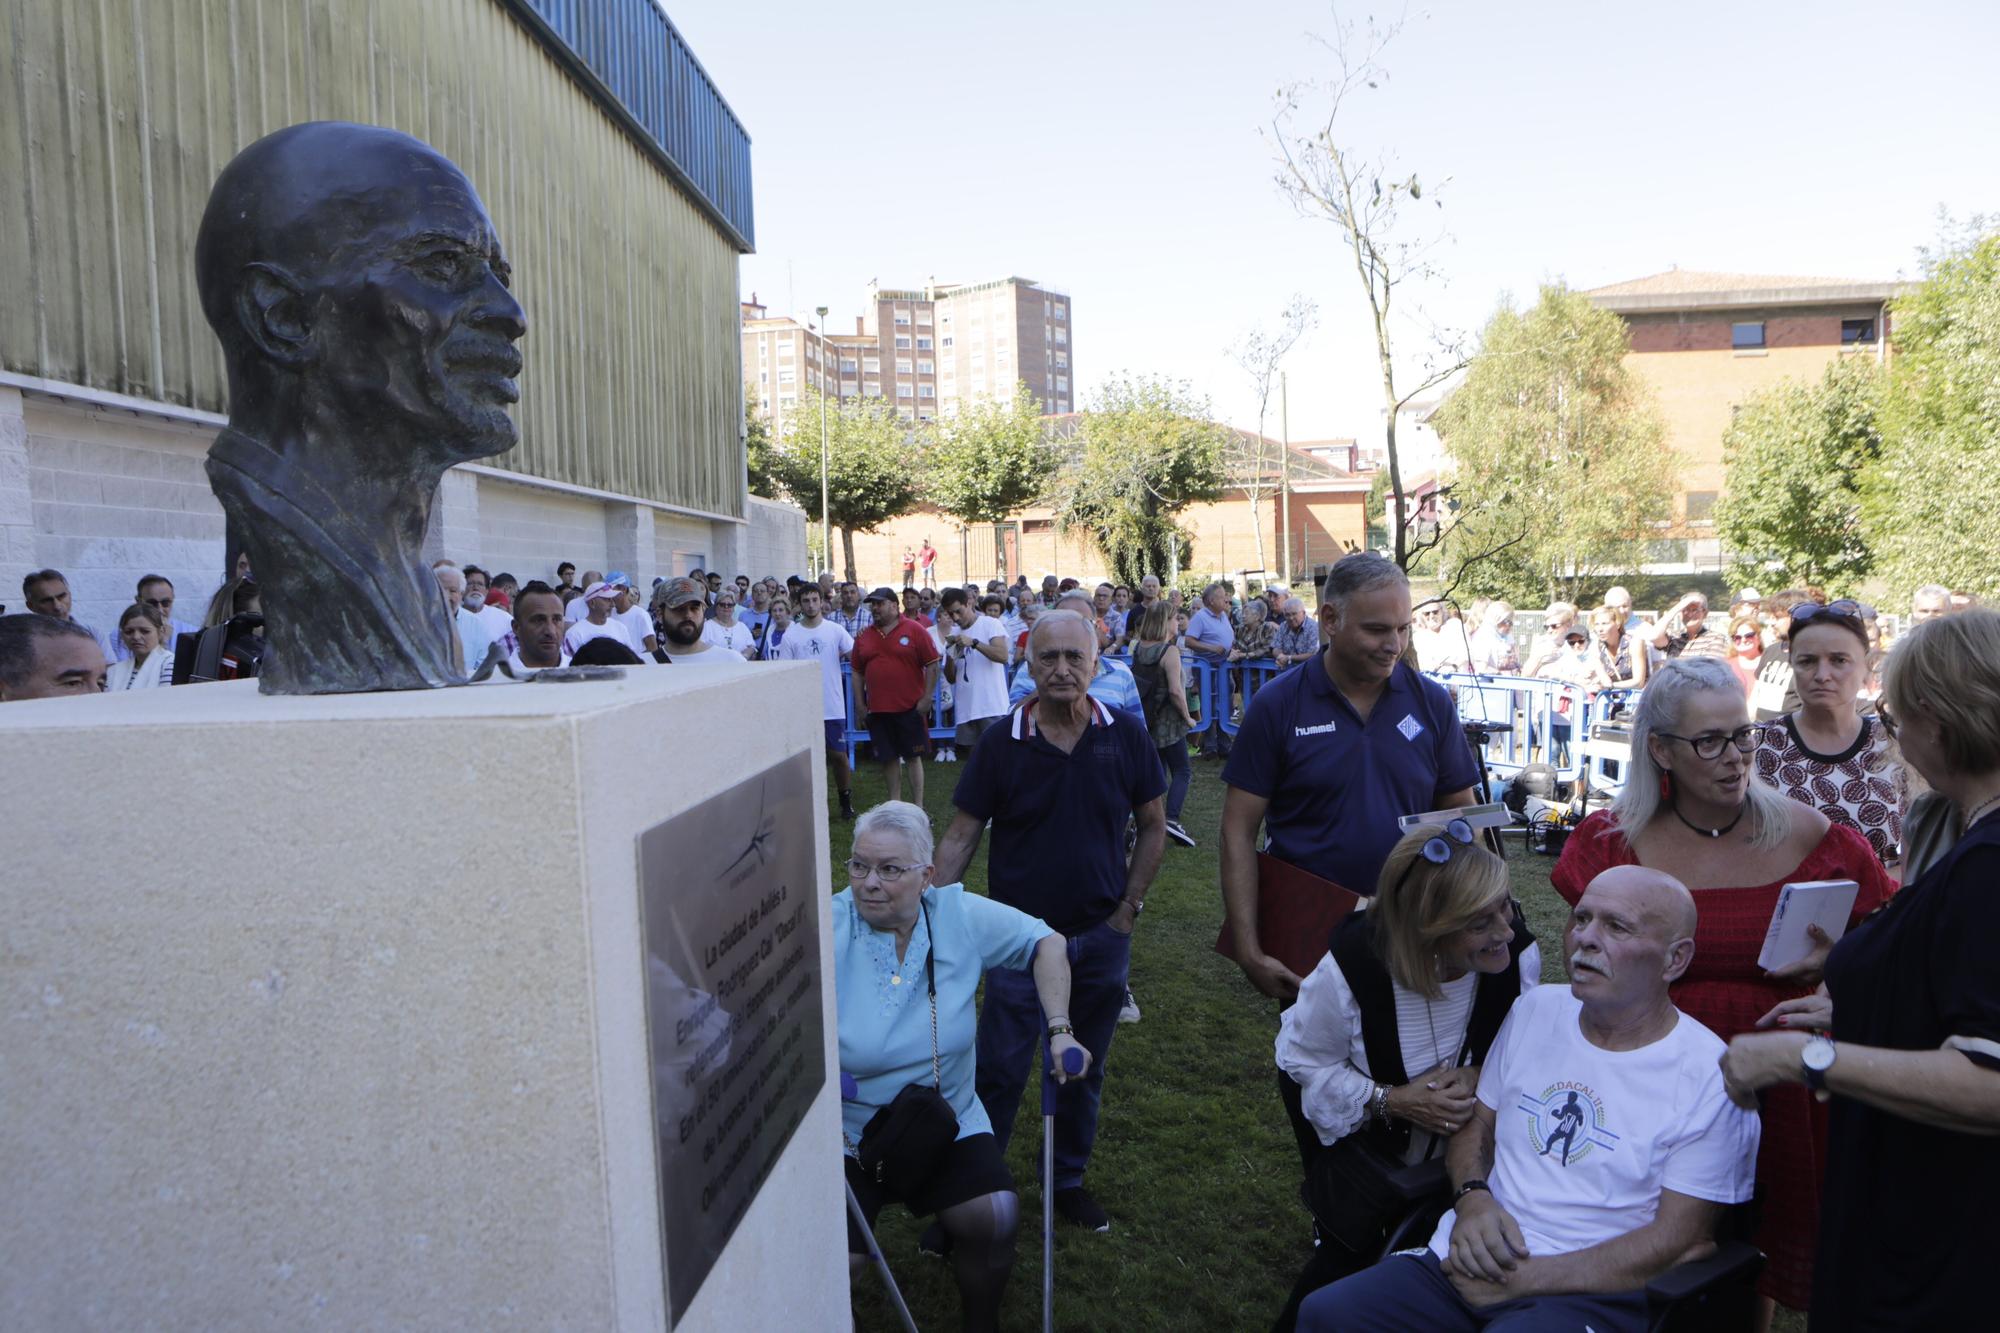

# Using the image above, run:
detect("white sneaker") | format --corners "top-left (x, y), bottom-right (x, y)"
top-left (1118, 989), bottom-right (1141, 1024)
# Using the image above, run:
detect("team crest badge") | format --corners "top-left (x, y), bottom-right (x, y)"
top-left (1397, 714), bottom-right (1424, 741)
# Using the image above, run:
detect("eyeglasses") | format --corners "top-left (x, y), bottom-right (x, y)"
top-left (1391, 818), bottom-right (1476, 898)
top-left (847, 858), bottom-right (920, 883)
top-left (1655, 724), bottom-right (1766, 760)
top-left (140, 596), bottom-right (173, 609)
top-left (1732, 632), bottom-right (1761, 643)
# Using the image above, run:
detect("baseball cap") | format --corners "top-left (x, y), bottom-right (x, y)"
top-left (1736, 587), bottom-right (1763, 603)
top-left (1562, 624), bottom-right (1589, 642)
top-left (864, 586), bottom-right (898, 603)
top-left (657, 577), bottom-right (706, 609)
top-left (605, 570), bottom-right (633, 589)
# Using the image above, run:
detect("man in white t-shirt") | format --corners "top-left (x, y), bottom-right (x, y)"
top-left (562, 581), bottom-right (636, 657)
top-left (604, 573), bottom-right (658, 655)
top-left (653, 577), bottom-right (747, 669)
top-left (563, 570), bottom-right (606, 624)
top-left (771, 584), bottom-right (857, 818)
top-left (1300, 866), bottom-right (1759, 1333)
top-left (462, 566), bottom-right (514, 643)
top-left (939, 588), bottom-right (1011, 750)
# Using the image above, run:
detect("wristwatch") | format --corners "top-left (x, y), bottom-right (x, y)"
top-left (1122, 896), bottom-right (1145, 916)
top-left (1454, 1179), bottom-right (1491, 1204)
top-left (1802, 1034), bottom-right (1836, 1091)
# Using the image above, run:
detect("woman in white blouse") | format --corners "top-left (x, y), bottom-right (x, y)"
top-left (1271, 820), bottom-right (1541, 1330)
top-left (104, 604), bottom-right (174, 691)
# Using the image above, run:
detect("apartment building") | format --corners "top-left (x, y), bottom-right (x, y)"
top-left (1584, 269), bottom-right (1905, 560)
top-left (742, 276), bottom-right (1073, 429)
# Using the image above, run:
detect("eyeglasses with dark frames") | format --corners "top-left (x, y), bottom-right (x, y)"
top-left (1655, 724), bottom-right (1767, 760)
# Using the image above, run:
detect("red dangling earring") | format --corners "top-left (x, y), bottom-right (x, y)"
top-left (1659, 771), bottom-right (1673, 800)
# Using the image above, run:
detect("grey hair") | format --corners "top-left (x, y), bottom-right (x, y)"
top-left (1055, 591), bottom-right (1097, 617)
top-left (1914, 583), bottom-right (1950, 603)
top-left (1028, 607), bottom-right (1097, 658)
top-left (1319, 552), bottom-right (1408, 612)
top-left (1242, 599), bottom-right (1266, 623)
top-left (1611, 657), bottom-right (1791, 850)
top-left (853, 800), bottom-right (935, 866)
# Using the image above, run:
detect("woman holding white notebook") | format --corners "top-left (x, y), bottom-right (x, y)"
top-left (1550, 657), bottom-right (1892, 1323)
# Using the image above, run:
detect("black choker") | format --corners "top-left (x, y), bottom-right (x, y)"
top-left (1671, 795), bottom-right (1747, 839)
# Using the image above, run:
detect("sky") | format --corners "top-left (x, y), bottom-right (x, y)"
top-left (671, 0), bottom-right (2000, 445)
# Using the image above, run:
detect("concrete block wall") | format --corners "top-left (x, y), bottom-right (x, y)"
top-left (5, 388), bottom-right (809, 633)
top-left (12, 394), bottom-right (229, 635)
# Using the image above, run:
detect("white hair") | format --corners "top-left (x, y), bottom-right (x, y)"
top-left (853, 800), bottom-right (934, 866)
top-left (1611, 657), bottom-right (1791, 850)
top-left (1028, 608), bottom-right (1097, 658)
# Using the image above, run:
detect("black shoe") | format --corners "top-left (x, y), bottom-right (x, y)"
top-left (1165, 819), bottom-right (1197, 848)
top-left (917, 1219), bottom-right (951, 1258)
top-left (839, 792), bottom-right (856, 820)
top-left (1054, 1186), bottom-right (1110, 1233)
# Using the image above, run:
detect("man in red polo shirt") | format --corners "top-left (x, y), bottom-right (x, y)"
top-left (851, 585), bottom-right (940, 806)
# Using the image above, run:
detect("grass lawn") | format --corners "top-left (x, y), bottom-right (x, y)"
top-left (835, 751), bottom-right (1804, 1332)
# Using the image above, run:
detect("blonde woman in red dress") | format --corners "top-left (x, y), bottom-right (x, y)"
top-left (1551, 657), bottom-right (1892, 1326)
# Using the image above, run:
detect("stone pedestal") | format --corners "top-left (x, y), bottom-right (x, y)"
top-left (0, 667), bottom-right (846, 1330)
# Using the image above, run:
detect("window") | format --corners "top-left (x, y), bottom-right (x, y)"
top-left (838, 382), bottom-right (856, 397)
top-left (941, 336), bottom-right (954, 349)
top-left (777, 369), bottom-right (795, 384)
top-left (840, 358), bottom-right (858, 374)
top-left (894, 313), bottom-right (911, 327)
top-left (897, 383), bottom-right (914, 398)
top-left (779, 393), bottom-right (796, 406)
top-left (895, 335), bottom-right (912, 350)
top-left (1056, 375), bottom-right (1068, 391)
top-left (1685, 490), bottom-right (1719, 524)
top-left (1044, 300), bottom-right (1052, 318)
top-left (915, 309), bottom-right (932, 325)
top-left (1841, 317), bottom-right (1877, 344)
top-left (1054, 303), bottom-right (1066, 321)
top-left (1054, 328), bottom-right (1068, 345)
top-left (917, 359), bottom-right (934, 374)
top-left (896, 358), bottom-right (913, 374)
top-left (1054, 353), bottom-right (1068, 369)
top-left (1022, 518), bottom-right (1055, 534)
top-left (918, 384), bottom-right (935, 398)
top-left (758, 371), bottom-right (767, 383)
top-left (863, 356), bottom-right (881, 373)
top-left (778, 344), bottom-right (794, 358)
top-left (864, 380), bottom-right (881, 397)
top-left (1731, 321), bottom-right (1765, 350)
top-left (916, 336), bottom-right (932, 350)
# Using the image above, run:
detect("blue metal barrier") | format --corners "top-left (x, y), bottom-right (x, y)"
top-left (838, 660), bottom-right (960, 766)
top-left (1215, 660), bottom-right (1283, 738)
top-left (1426, 671), bottom-right (1589, 786)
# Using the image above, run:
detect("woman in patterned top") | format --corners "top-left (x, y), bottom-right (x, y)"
top-left (1752, 600), bottom-right (1907, 877)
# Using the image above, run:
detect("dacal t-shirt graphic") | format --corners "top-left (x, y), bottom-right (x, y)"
top-left (1521, 1082), bottom-right (1617, 1167)
top-left (1427, 986), bottom-right (1759, 1264)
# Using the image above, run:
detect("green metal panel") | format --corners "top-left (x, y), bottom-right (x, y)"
top-left (0, 0), bottom-right (745, 519)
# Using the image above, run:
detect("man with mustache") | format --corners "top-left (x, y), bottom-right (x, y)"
top-left (1299, 866), bottom-right (1760, 1332)
top-left (195, 121), bottom-right (527, 693)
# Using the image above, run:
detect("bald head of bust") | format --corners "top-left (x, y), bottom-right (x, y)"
top-left (195, 121), bottom-right (526, 468)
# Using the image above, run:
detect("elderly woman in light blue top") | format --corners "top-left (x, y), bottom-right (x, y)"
top-left (834, 800), bottom-right (1089, 1333)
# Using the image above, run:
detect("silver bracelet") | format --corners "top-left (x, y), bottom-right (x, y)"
top-left (1371, 1082), bottom-right (1392, 1125)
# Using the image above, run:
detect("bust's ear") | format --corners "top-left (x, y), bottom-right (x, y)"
top-left (235, 262), bottom-right (314, 366)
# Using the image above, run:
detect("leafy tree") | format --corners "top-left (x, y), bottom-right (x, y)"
top-left (1054, 375), bottom-right (1229, 587)
top-left (1714, 358), bottom-right (1882, 590)
top-left (926, 381), bottom-right (1058, 525)
top-left (762, 388), bottom-right (926, 581)
top-left (1431, 285), bottom-right (1677, 605)
top-left (1271, 12), bottom-right (1463, 571)
top-left (1862, 223), bottom-right (2000, 601)
top-left (744, 383), bottom-right (780, 500)
top-left (1227, 295), bottom-right (1316, 575)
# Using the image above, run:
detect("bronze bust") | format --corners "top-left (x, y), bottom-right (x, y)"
top-left (194, 121), bottom-right (527, 693)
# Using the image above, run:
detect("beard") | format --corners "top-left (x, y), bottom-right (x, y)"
top-left (665, 618), bottom-right (703, 647)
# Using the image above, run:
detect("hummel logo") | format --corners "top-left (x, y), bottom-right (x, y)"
top-left (1294, 721), bottom-right (1337, 737)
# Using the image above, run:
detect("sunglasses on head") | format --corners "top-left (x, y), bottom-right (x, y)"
top-left (1788, 599), bottom-right (1862, 628)
top-left (1391, 818), bottom-right (1476, 897)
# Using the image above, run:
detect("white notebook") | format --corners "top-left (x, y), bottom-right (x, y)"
top-left (1757, 879), bottom-right (1860, 972)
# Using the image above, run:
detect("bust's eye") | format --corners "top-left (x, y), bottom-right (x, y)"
top-left (415, 251), bottom-right (467, 283)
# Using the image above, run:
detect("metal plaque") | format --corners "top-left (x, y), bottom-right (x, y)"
top-left (636, 750), bottom-right (826, 1325)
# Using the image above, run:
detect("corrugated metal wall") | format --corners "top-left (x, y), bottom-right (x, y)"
top-left (0, 0), bottom-right (745, 519)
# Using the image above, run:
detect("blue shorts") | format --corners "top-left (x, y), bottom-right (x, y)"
top-left (823, 719), bottom-right (846, 755)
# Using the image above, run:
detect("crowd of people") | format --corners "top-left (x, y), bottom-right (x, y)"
top-left (5, 550), bottom-right (1995, 1331)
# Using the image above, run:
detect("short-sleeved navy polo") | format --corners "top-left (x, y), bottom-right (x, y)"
top-left (1221, 658), bottom-right (1480, 895)
top-left (953, 697), bottom-right (1169, 936)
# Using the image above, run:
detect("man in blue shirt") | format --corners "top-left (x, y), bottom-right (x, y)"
top-left (1185, 583), bottom-right (1239, 756)
top-left (935, 609), bottom-right (1167, 1235)
top-left (1220, 552), bottom-right (1481, 1003)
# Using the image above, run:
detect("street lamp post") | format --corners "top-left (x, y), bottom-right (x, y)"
top-left (816, 305), bottom-right (830, 577)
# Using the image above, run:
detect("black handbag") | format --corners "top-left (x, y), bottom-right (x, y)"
top-left (1300, 1133), bottom-right (1421, 1255)
top-left (857, 899), bottom-right (959, 1196)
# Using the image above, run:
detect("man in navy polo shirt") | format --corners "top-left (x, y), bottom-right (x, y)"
top-left (934, 610), bottom-right (1167, 1234)
top-left (1220, 552), bottom-right (1481, 1003)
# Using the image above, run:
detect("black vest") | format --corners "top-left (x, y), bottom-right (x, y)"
top-left (1328, 906), bottom-right (1533, 1158)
